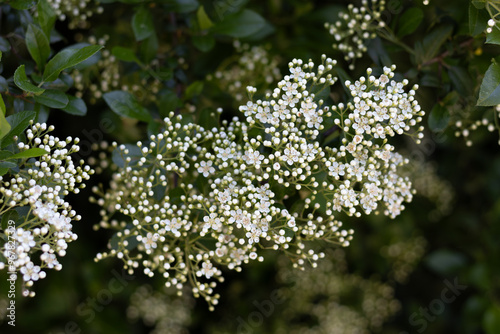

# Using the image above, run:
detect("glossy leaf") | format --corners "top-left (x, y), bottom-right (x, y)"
top-left (103, 91), bottom-right (152, 122)
top-left (132, 6), bottom-right (154, 41)
top-left (13, 65), bottom-right (45, 95)
top-left (428, 103), bottom-right (450, 132)
top-left (9, 0), bottom-right (37, 10)
top-left (33, 89), bottom-right (69, 109)
top-left (37, 0), bottom-right (57, 37)
top-left (469, 3), bottom-right (489, 36)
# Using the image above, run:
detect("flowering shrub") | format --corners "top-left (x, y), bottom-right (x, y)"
top-left (0, 0), bottom-right (499, 333)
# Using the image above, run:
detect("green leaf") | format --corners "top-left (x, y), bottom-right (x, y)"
top-left (486, 26), bottom-right (500, 45)
top-left (112, 46), bottom-right (139, 63)
top-left (2, 111), bottom-right (36, 148)
top-left (43, 45), bottom-right (103, 82)
top-left (425, 249), bottom-right (467, 275)
top-left (477, 60), bottom-right (500, 106)
top-left (397, 7), bottom-right (424, 38)
top-left (0, 104), bottom-right (11, 141)
top-left (197, 6), bottom-right (214, 30)
top-left (416, 24), bottom-right (453, 64)
top-left (139, 33), bottom-right (158, 64)
top-left (483, 304), bottom-right (500, 334)
top-left (6, 148), bottom-right (48, 160)
top-left (448, 66), bottom-right (473, 96)
top-left (132, 6), bottom-right (155, 41)
top-left (61, 96), bottom-right (87, 116)
top-left (428, 103), bottom-right (450, 132)
top-left (9, 0), bottom-right (38, 10)
top-left (33, 89), bottom-right (69, 109)
top-left (26, 24), bottom-right (51, 71)
top-left (37, 0), bottom-right (57, 37)
top-left (184, 81), bottom-right (204, 100)
top-left (159, 90), bottom-right (182, 117)
top-left (13, 65), bottom-right (45, 95)
top-left (0, 161), bottom-right (17, 169)
top-left (211, 9), bottom-right (266, 38)
top-left (103, 91), bottom-right (152, 122)
top-left (192, 35), bottom-right (215, 52)
top-left (0, 39), bottom-right (9, 53)
top-left (0, 94), bottom-right (5, 115)
top-left (162, 0), bottom-right (199, 13)
top-left (469, 3), bottom-right (489, 36)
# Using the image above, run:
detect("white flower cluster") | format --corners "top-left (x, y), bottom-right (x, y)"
top-left (325, 0), bottom-right (385, 69)
top-left (127, 285), bottom-right (194, 334)
top-left (43, 0), bottom-right (104, 29)
top-left (0, 122), bottom-right (93, 296)
top-left (206, 41), bottom-right (281, 103)
top-left (453, 105), bottom-right (500, 146)
top-left (93, 56), bottom-right (424, 310)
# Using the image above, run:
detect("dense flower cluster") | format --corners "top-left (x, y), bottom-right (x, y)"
top-left (93, 56), bottom-right (424, 309)
top-left (0, 123), bottom-right (93, 296)
top-left (325, 0), bottom-right (385, 69)
top-left (206, 41), bottom-right (281, 103)
top-left (276, 248), bottom-right (400, 334)
top-left (44, 0), bottom-right (104, 29)
top-left (127, 285), bottom-right (194, 334)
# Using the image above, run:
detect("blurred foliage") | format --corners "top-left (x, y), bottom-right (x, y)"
top-left (0, 0), bottom-right (499, 333)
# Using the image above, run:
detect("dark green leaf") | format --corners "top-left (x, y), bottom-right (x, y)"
top-left (13, 65), bottom-right (45, 95)
top-left (483, 305), bottom-right (500, 334)
top-left (159, 90), bottom-right (182, 117)
top-left (37, 0), bottom-right (57, 38)
top-left (477, 60), bottom-right (500, 106)
top-left (43, 45), bottom-right (103, 82)
top-left (0, 161), bottom-right (17, 169)
top-left (428, 103), bottom-right (450, 132)
top-left (103, 91), bottom-right (152, 122)
top-left (0, 100), bottom-right (11, 141)
top-left (61, 96), bottom-right (87, 116)
top-left (197, 108), bottom-right (219, 130)
top-left (33, 89), bottom-right (69, 108)
top-left (161, 0), bottom-right (199, 13)
top-left (0, 38), bottom-right (10, 53)
top-left (397, 7), bottom-right (424, 38)
top-left (425, 249), bottom-right (467, 275)
top-left (6, 148), bottom-right (48, 160)
top-left (469, 3), bottom-right (489, 36)
top-left (132, 7), bottom-right (155, 41)
top-left (9, 0), bottom-right (37, 10)
top-left (211, 9), bottom-right (266, 38)
top-left (192, 35), bottom-right (215, 52)
top-left (26, 24), bottom-right (51, 71)
top-left (112, 46), bottom-right (139, 63)
top-left (448, 66), bottom-right (473, 96)
top-left (139, 33), bottom-right (158, 64)
top-left (197, 5), bottom-right (213, 30)
top-left (2, 111), bottom-right (36, 148)
top-left (417, 24), bottom-right (453, 64)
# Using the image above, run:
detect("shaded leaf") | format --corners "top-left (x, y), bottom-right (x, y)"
top-left (2, 111), bottom-right (37, 148)
top-left (37, 0), bottom-right (57, 37)
top-left (34, 89), bottom-right (69, 108)
top-left (192, 35), bottom-right (215, 52)
top-left (9, 0), bottom-right (37, 10)
top-left (448, 66), bottom-right (473, 96)
top-left (161, 0), bottom-right (199, 13)
top-left (61, 96), bottom-right (87, 116)
top-left (132, 7), bottom-right (154, 41)
top-left (43, 45), bottom-right (103, 82)
top-left (486, 26), bottom-right (500, 45)
top-left (211, 9), bottom-right (266, 38)
top-left (469, 3), bottom-right (489, 36)
top-left (197, 5), bottom-right (213, 30)
top-left (428, 103), bottom-right (450, 132)
top-left (26, 24), bottom-right (51, 71)
top-left (112, 46), bottom-right (139, 63)
top-left (397, 7), bottom-right (424, 38)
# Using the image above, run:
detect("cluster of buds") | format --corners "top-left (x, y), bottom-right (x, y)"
top-left (93, 55), bottom-right (424, 309)
top-left (42, 0), bottom-right (104, 29)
